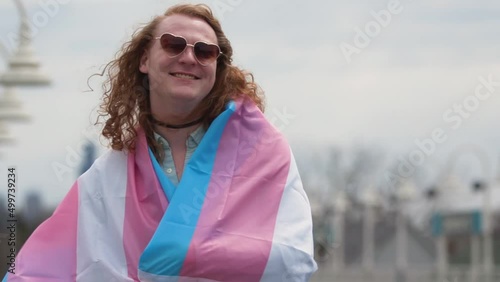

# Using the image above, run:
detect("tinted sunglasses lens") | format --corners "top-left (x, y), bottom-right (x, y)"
top-left (194, 42), bottom-right (220, 64)
top-left (160, 34), bottom-right (186, 56)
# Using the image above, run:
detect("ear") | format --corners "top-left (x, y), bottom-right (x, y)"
top-left (139, 50), bottom-right (149, 74)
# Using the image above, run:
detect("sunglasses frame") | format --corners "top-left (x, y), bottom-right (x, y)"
top-left (154, 32), bottom-right (223, 66)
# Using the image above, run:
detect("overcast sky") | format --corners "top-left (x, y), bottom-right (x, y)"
top-left (0, 0), bottom-right (499, 207)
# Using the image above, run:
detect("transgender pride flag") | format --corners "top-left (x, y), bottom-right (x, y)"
top-left (3, 99), bottom-right (317, 281)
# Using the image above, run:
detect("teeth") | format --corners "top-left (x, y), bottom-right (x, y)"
top-left (173, 73), bottom-right (196, 79)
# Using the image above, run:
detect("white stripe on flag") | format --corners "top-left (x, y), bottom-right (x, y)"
top-left (76, 151), bottom-right (133, 281)
top-left (260, 148), bottom-right (317, 282)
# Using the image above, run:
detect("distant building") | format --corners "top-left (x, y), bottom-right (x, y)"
top-left (79, 141), bottom-right (97, 175)
top-left (311, 176), bottom-right (500, 282)
top-left (21, 191), bottom-right (44, 228)
top-left (429, 176), bottom-right (500, 267)
top-left (345, 209), bottom-right (436, 269)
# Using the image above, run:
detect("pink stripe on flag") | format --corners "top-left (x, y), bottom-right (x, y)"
top-left (181, 100), bottom-right (290, 281)
top-left (7, 183), bottom-right (79, 281)
top-left (123, 128), bottom-right (169, 281)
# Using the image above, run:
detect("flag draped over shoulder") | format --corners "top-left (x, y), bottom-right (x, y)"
top-left (3, 99), bottom-right (317, 282)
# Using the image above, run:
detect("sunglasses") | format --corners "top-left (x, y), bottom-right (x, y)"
top-left (154, 33), bottom-right (222, 66)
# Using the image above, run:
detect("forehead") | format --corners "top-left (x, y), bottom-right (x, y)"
top-left (155, 14), bottom-right (217, 43)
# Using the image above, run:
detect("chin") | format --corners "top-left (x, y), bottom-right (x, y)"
top-left (169, 87), bottom-right (208, 98)
top-left (170, 92), bottom-right (207, 104)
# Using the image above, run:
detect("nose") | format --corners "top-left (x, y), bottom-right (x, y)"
top-left (178, 44), bottom-right (198, 65)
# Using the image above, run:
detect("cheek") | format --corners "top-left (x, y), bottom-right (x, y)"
top-left (208, 66), bottom-right (217, 86)
top-left (148, 60), bottom-right (174, 85)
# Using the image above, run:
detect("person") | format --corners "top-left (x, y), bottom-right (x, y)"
top-left (3, 3), bottom-right (317, 281)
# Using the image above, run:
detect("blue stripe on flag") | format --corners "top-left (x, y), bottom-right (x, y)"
top-left (139, 101), bottom-right (236, 276)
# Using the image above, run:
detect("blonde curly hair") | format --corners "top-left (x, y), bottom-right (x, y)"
top-left (96, 4), bottom-right (264, 160)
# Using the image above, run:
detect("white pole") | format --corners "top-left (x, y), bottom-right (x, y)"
top-left (432, 192), bottom-right (447, 282)
top-left (396, 202), bottom-right (408, 280)
top-left (483, 184), bottom-right (493, 282)
top-left (470, 234), bottom-right (480, 282)
top-left (333, 207), bottom-right (345, 272)
top-left (333, 191), bottom-right (347, 273)
top-left (437, 234), bottom-right (448, 282)
top-left (362, 203), bottom-right (374, 274)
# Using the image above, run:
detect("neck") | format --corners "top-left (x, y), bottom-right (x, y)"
top-left (152, 116), bottom-right (203, 129)
top-left (149, 94), bottom-right (199, 124)
top-left (154, 123), bottom-right (200, 148)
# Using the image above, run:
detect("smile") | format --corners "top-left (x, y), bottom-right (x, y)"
top-left (170, 72), bottom-right (199, 80)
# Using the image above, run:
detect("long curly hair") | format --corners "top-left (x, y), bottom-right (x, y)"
top-left (96, 4), bottom-right (264, 160)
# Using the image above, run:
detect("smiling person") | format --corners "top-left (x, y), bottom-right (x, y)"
top-left (3, 4), bottom-right (317, 282)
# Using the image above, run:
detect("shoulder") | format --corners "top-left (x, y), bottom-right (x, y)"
top-left (90, 149), bottom-right (128, 171)
top-left (235, 97), bottom-right (291, 149)
top-left (78, 149), bottom-right (128, 190)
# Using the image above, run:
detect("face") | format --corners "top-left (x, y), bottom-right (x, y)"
top-left (139, 14), bottom-right (218, 117)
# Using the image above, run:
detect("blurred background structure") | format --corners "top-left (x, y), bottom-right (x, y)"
top-left (307, 145), bottom-right (500, 282)
top-left (1, 1), bottom-right (500, 281)
top-left (0, 0), bottom-right (53, 275)
top-left (0, 0), bottom-right (50, 143)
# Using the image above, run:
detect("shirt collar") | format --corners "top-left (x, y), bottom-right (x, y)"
top-left (188, 125), bottom-right (206, 147)
top-left (153, 125), bottom-right (206, 149)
